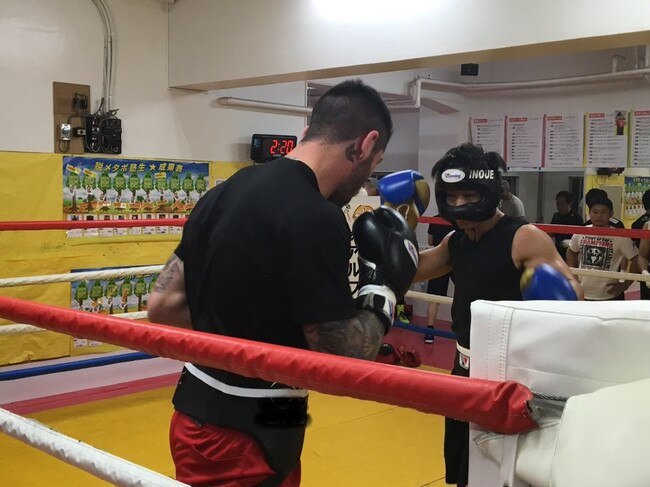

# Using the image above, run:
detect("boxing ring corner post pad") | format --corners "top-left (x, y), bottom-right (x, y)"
top-left (0, 296), bottom-right (537, 435)
top-left (0, 407), bottom-right (189, 487)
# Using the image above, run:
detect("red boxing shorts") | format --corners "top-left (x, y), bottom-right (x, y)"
top-left (170, 411), bottom-right (301, 487)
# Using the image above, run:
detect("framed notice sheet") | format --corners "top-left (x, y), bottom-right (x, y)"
top-left (630, 110), bottom-right (650, 167)
top-left (585, 111), bottom-right (629, 168)
top-left (505, 115), bottom-right (543, 169)
top-left (470, 117), bottom-right (505, 156)
top-left (543, 114), bottom-right (583, 169)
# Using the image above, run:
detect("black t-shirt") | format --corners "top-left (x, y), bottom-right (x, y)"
top-left (176, 158), bottom-right (356, 386)
top-left (631, 213), bottom-right (650, 246)
top-left (448, 216), bottom-right (526, 349)
top-left (550, 211), bottom-right (583, 246)
top-left (427, 218), bottom-right (453, 246)
top-left (583, 217), bottom-right (625, 228)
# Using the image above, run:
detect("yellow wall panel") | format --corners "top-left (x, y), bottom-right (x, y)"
top-left (0, 330), bottom-right (70, 364)
top-left (0, 152), bottom-right (244, 365)
top-left (0, 152), bottom-right (63, 221)
top-left (211, 161), bottom-right (251, 185)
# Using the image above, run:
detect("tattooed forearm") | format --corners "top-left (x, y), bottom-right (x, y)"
top-left (154, 254), bottom-right (183, 292)
top-left (303, 310), bottom-right (384, 360)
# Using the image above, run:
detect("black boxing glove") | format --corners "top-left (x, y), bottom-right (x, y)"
top-left (352, 206), bottom-right (419, 334)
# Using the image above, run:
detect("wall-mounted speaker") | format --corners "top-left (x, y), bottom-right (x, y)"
top-left (460, 63), bottom-right (479, 76)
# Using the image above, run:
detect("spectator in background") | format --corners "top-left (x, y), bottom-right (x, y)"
top-left (583, 188), bottom-right (625, 228)
top-left (631, 189), bottom-right (650, 242)
top-left (567, 196), bottom-right (639, 300)
top-left (499, 180), bottom-right (525, 218)
top-left (424, 218), bottom-right (453, 344)
top-left (550, 190), bottom-right (583, 260)
top-left (632, 189), bottom-right (650, 300)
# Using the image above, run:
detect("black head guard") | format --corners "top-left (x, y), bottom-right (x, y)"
top-left (432, 143), bottom-right (505, 223)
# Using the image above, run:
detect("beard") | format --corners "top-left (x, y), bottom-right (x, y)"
top-left (328, 155), bottom-right (375, 207)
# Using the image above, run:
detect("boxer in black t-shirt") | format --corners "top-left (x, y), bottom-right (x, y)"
top-left (147, 80), bottom-right (419, 487)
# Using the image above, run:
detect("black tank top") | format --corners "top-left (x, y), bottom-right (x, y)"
top-left (448, 216), bottom-right (526, 349)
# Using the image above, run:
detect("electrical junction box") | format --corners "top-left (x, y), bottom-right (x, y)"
top-left (83, 115), bottom-right (122, 154)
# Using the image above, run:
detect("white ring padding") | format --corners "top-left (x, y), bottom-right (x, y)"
top-left (0, 265), bottom-right (163, 288)
top-left (0, 407), bottom-right (188, 487)
top-left (185, 363), bottom-right (308, 398)
top-left (0, 311), bottom-right (147, 336)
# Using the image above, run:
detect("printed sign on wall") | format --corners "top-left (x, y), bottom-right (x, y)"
top-left (70, 266), bottom-right (159, 349)
top-left (585, 111), bottom-right (629, 168)
top-left (624, 176), bottom-right (650, 218)
top-left (63, 156), bottom-right (209, 237)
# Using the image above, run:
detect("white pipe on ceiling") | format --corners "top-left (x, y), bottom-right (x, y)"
top-left (217, 97), bottom-right (311, 116)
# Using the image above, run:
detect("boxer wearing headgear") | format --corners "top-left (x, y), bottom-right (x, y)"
top-left (433, 146), bottom-right (503, 224)
top-left (413, 143), bottom-right (583, 486)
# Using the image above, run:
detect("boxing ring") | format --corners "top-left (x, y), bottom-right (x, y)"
top-left (1, 216), bottom-right (650, 486)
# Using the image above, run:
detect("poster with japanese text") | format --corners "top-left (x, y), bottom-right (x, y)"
top-left (505, 115), bottom-right (543, 169)
top-left (630, 110), bottom-right (650, 167)
top-left (70, 266), bottom-right (158, 349)
top-left (62, 157), bottom-right (209, 237)
top-left (584, 111), bottom-right (629, 168)
top-left (543, 114), bottom-right (583, 168)
top-left (469, 117), bottom-right (505, 156)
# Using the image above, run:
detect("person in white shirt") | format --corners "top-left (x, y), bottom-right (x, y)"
top-left (499, 180), bottom-right (525, 218)
top-left (566, 197), bottom-right (639, 300)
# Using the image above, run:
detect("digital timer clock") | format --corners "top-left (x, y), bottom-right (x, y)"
top-left (250, 134), bottom-right (297, 163)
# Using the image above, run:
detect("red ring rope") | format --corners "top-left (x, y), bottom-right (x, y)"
top-left (1, 216), bottom-right (648, 239)
top-left (0, 296), bottom-right (536, 435)
top-left (0, 218), bottom-right (187, 230)
top-left (418, 216), bottom-right (650, 239)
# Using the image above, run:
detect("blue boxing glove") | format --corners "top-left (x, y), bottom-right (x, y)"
top-left (520, 263), bottom-right (578, 300)
top-left (378, 170), bottom-right (430, 230)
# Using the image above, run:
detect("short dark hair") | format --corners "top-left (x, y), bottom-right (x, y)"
top-left (303, 79), bottom-right (393, 151)
top-left (588, 196), bottom-right (613, 212)
top-left (585, 188), bottom-right (607, 207)
top-left (643, 189), bottom-right (650, 210)
top-left (556, 190), bottom-right (572, 204)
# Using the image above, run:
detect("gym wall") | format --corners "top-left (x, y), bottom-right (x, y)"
top-left (0, 151), bottom-right (249, 365)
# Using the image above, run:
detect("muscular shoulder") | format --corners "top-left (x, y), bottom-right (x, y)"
top-left (513, 223), bottom-right (547, 243)
top-left (512, 224), bottom-right (553, 258)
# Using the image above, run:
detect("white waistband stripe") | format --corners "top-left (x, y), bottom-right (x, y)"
top-left (456, 343), bottom-right (471, 357)
top-left (184, 363), bottom-right (308, 398)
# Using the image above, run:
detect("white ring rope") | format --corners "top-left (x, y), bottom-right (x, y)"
top-left (568, 267), bottom-right (649, 282)
top-left (0, 265), bottom-right (163, 288)
top-left (406, 290), bottom-right (453, 305)
top-left (0, 407), bottom-right (188, 487)
top-left (0, 266), bottom-right (646, 327)
top-left (0, 311), bottom-right (147, 336)
top-left (1, 265), bottom-right (649, 292)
